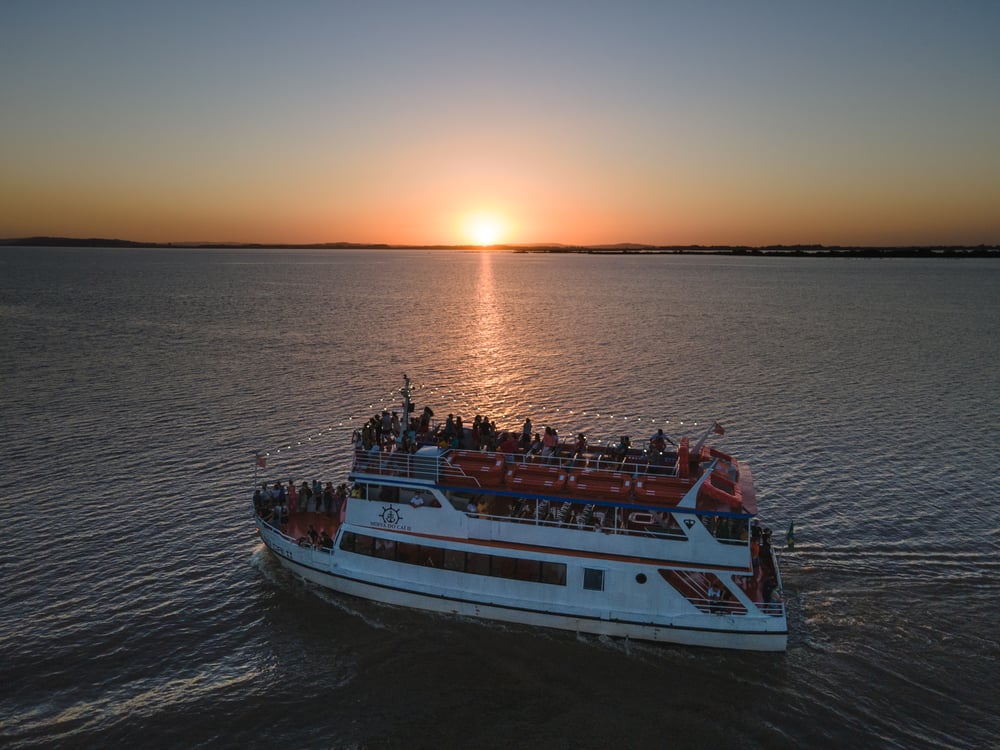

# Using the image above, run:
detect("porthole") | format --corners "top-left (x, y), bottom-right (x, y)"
top-left (636, 573), bottom-right (647, 584)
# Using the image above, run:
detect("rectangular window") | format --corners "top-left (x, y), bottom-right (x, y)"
top-left (541, 562), bottom-right (567, 586)
top-left (583, 568), bottom-right (605, 591)
top-left (339, 531), bottom-right (356, 551)
top-left (420, 545), bottom-right (445, 569)
top-left (466, 552), bottom-right (491, 576)
top-left (396, 542), bottom-right (419, 565)
top-left (374, 538), bottom-right (396, 560)
top-left (492, 555), bottom-right (517, 579)
top-left (444, 548), bottom-right (466, 571)
top-left (354, 534), bottom-right (374, 557)
top-left (514, 558), bottom-right (541, 582)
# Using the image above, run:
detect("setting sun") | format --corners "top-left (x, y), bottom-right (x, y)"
top-left (464, 213), bottom-right (508, 246)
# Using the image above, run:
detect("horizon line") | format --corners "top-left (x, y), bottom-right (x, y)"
top-left (3, 235), bottom-right (999, 251)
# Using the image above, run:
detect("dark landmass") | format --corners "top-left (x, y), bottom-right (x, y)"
top-left (1, 236), bottom-right (997, 258)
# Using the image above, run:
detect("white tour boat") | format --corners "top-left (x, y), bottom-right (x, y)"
top-left (253, 376), bottom-right (787, 651)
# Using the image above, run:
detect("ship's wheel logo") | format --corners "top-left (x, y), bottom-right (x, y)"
top-left (380, 505), bottom-right (403, 525)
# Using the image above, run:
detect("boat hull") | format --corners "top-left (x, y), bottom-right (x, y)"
top-left (257, 519), bottom-right (788, 652)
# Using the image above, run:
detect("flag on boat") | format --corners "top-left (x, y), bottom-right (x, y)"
top-left (786, 521), bottom-right (795, 550)
top-left (256, 454), bottom-right (267, 469)
top-left (712, 422), bottom-right (725, 436)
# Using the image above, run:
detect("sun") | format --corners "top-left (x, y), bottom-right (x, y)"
top-left (463, 212), bottom-right (507, 246)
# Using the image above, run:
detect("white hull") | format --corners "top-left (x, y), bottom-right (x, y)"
top-left (257, 519), bottom-right (787, 652)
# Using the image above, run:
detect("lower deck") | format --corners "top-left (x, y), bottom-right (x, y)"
top-left (258, 506), bottom-right (783, 614)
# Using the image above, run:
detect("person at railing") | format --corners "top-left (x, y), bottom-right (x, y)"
top-left (613, 435), bottom-right (631, 462)
top-left (323, 482), bottom-right (334, 515)
top-left (444, 414), bottom-right (456, 441)
top-left (482, 419), bottom-right (499, 450)
top-left (274, 498), bottom-right (289, 528)
top-left (380, 411), bottom-right (393, 448)
top-left (335, 484), bottom-right (348, 513)
top-left (286, 479), bottom-right (298, 513)
top-left (649, 429), bottom-right (668, 464)
top-left (573, 433), bottom-right (588, 459)
top-left (298, 480), bottom-right (313, 512)
top-left (498, 431), bottom-right (518, 455)
top-left (541, 426), bottom-right (558, 458)
top-left (320, 530), bottom-right (334, 550)
top-left (716, 515), bottom-right (731, 539)
top-left (418, 406), bottom-right (433, 435)
top-left (762, 576), bottom-right (780, 604)
top-left (528, 433), bottom-right (543, 458)
top-left (521, 417), bottom-right (533, 447)
top-left (707, 582), bottom-right (722, 613)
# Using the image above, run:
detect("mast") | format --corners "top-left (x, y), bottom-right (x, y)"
top-left (400, 373), bottom-right (412, 442)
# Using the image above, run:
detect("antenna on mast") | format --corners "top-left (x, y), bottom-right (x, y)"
top-left (400, 373), bottom-right (412, 437)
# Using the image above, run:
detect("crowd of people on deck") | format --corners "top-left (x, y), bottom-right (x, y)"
top-left (253, 479), bottom-right (348, 530)
top-left (352, 407), bottom-right (643, 469)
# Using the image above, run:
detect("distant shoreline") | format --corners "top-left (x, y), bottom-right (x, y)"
top-left (1, 236), bottom-right (997, 258)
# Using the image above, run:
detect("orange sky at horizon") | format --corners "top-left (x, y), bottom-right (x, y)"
top-left (2, 3), bottom-right (999, 247)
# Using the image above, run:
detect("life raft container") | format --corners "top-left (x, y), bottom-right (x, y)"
top-left (566, 470), bottom-right (633, 499)
top-left (633, 475), bottom-right (691, 506)
top-left (506, 464), bottom-right (567, 493)
top-left (444, 450), bottom-right (506, 488)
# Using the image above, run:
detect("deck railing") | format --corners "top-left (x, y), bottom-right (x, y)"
top-left (350, 446), bottom-right (682, 482)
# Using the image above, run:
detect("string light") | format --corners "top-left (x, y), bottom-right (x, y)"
top-left (254, 380), bottom-right (720, 465)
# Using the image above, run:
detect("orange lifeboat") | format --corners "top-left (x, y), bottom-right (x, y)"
top-left (505, 464), bottom-right (567, 494)
top-left (698, 471), bottom-right (742, 508)
top-left (566, 470), bottom-right (632, 500)
top-left (444, 450), bottom-right (506, 488)
top-left (632, 475), bottom-right (690, 506)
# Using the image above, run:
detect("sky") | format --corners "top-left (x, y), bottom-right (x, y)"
top-left (1, 0), bottom-right (999, 247)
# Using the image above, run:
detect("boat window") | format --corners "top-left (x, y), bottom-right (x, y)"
top-left (583, 568), bottom-right (605, 591)
top-left (446, 490), bottom-right (476, 511)
top-left (514, 559), bottom-right (542, 583)
top-left (338, 533), bottom-right (566, 586)
top-left (396, 541), bottom-right (419, 565)
top-left (421, 545), bottom-right (445, 568)
top-left (354, 534), bottom-right (374, 556)
top-left (378, 484), bottom-right (399, 503)
top-left (466, 552), bottom-right (491, 576)
top-left (374, 538), bottom-right (395, 560)
top-left (491, 555), bottom-right (517, 579)
top-left (541, 562), bottom-right (567, 586)
top-left (444, 548), bottom-right (466, 571)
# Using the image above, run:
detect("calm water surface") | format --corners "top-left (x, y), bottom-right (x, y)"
top-left (1, 247), bottom-right (998, 749)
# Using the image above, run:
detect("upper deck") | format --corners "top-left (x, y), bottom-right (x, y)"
top-left (349, 438), bottom-right (755, 518)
